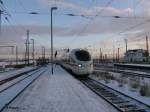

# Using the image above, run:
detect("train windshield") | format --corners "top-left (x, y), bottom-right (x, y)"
top-left (75, 50), bottom-right (91, 61)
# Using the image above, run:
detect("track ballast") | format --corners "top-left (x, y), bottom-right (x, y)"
top-left (80, 78), bottom-right (150, 112)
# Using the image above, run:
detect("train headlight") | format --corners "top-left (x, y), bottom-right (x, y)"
top-left (78, 64), bottom-right (82, 67)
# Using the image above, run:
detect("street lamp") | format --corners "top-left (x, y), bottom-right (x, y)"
top-left (51, 7), bottom-right (57, 74)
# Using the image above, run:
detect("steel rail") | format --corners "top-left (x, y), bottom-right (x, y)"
top-left (79, 78), bottom-right (150, 112)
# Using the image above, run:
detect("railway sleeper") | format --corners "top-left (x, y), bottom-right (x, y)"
top-left (92, 85), bottom-right (104, 89)
top-left (102, 93), bottom-right (117, 97)
top-left (124, 105), bottom-right (139, 110)
top-left (101, 92), bottom-right (116, 95)
top-left (85, 81), bottom-right (95, 85)
top-left (125, 107), bottom-right (144, 112)
top-left (89, 86), bottom-right (103, 91)
top-left (119, 104), bottom-right (137, 109)
top-left (98, 90), bottom-right (111, 94)
top-left (91, 87), bottom-right (109, 94)
top-left (108, 96), bottom-right (123, 101)
top-left (98, 92), bottom-right (112, 96)
top-left (92, 86), bottom-right (104, 90)
top-left (87, 84), bottom-right (100, 89)
top-left (83, 80), bottom-right (149, 112)
top-left (124, 108), bottom-right (146, 112)
top-left (112, 100), bottom-right (130, 104)
top-left (103, 94), bottom-right (118, 98)
top-left (87, 83), bottom-right (96, 86)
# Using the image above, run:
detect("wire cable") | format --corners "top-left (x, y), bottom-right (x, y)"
top-left (68, 0), bottom-right (115, 48)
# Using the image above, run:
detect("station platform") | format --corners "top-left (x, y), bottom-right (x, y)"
top-left (3, 65), bottom-right (118, 112)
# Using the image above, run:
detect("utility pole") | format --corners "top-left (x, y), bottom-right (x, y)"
top-left (26, 30), bottom-right (30, 65)
top-left (11, 46), bottom-right (14, 65)
top-left (42, 46), bottom-right (45, 59)
top-left (31, 39), bottom-right (35, 65)
top-left (118, 48), bottom-right (120, 62)
top-left (105, 54), bottom-right (107, 62)
top-left (41, 47), bottom-right (43, 63)
top-left (44, 47), bottom-right (45, 59)
top-left (113, 45), bottom-right (115, 62)
top-left (124, 39), bottom-right (128, 53)
top-left (146, 35), bottom-right (149, 62)
top-left (116, 53), bottom-right (118, 62)
top-left (146, 35), bottom-right (149, 56)
top-left (42, 46), bottom-right (45, 64)
top-left (25, 38), bottom-right (27, 65)
top-left (16, 46), bottom-right (18, 65)
top-left (99, 48), bottom-right (102, 63)
top-left (25, 30), bottom-right (30, 65)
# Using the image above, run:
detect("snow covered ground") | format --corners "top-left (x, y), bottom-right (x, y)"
top-left (0, 67), bottom-right (46, 111)
top-left (2, 65), bottom-right (118, 112)
top-left (91, 73), bottom-right (150, 106)
top-left (0, 68), bottom-right (42, 92)
top-left (0, 66), bottom-right (36, 81)
top-left (94, 66), bottom-right (150, 76)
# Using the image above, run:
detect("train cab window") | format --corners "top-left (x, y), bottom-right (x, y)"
top-left (75, 50), bottom-right (91, 61)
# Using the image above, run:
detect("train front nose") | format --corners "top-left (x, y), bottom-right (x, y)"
top-left (78, 63), bottom-right (93, 74)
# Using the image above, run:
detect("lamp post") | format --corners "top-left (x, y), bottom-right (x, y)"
top-left (51, 7), bottom-right (57, 74)
top-left (0, 10), bottom-right (2, 36)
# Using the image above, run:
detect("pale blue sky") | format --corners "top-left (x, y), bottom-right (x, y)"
top-left (1, 0), bottom-right (150, 57)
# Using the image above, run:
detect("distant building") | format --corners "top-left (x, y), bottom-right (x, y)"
top-left (124, 49), bottom-right (149, 62)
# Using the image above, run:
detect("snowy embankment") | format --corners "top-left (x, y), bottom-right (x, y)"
top-left (0, 67), bottom-right (46, 111)
top-left (91, 74), bottom-right (150, 106)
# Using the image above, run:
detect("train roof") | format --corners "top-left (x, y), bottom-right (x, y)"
top-left (71, 48), bottom-right (88, 52)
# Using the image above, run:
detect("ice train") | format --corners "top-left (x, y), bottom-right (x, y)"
top-left (61, 49), bottom-right (93, 77)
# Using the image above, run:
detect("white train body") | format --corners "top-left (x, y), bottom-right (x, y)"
top-left (61, 49), bottom-right (93, 76)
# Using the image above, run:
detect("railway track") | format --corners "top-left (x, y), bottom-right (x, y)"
top-left (0, 66), bottom-right (47, 112)
top-left (80, 78), bottom-right (150, 112)
top-left (94, 67), bottom-right (150, 78)
top-left (0, 68), bottom-right (42, 93)
top-left (0, 68), bottom-right (38, 85)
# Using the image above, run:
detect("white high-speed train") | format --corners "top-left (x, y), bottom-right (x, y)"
top-left (61, 49), bottom-right (93, 77)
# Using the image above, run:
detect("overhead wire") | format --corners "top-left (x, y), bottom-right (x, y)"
top-left (102, 0), bottom-right (150, 48)
top-left (60, 0), bottom-right (97, 49)
top-left (17, 0), bottom-right (27, 12)
top-left (67, 0), bottom-right (115, 49)
top-left (119, 19), bottom-right (150, 34)
top-left (0, 0), bottom-right (27, 46)
top-left (2, 0), bottom-right (27, 31)
top-left (4, 17), bottom-right (20, 37)
top-left (2, 0), bottom-right (149, 51)
top-left (84, 0), bottom-right (149, 55)
top-left (134, 0), bottom-right (144, 9)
